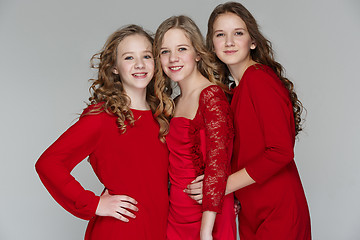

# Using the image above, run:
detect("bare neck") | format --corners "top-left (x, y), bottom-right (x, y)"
top-left (124, 88), bottom-right (150, 110)
top-left (228, 58), bottom-right (257, 86)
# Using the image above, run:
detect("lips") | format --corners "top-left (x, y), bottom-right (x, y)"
top-left (169, 66), bottom-right (183, 72)
top-left (132, 72), bottom-right (147, 78)
top-left (224, 50), bottom-right (238, 54)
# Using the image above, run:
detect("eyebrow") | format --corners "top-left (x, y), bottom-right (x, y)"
top-left (214, 27), bottom-right (246, 33)
top-left (121, 50), bottom-right (153, 56)
top-left (160, 44), bottom-right (191, 50)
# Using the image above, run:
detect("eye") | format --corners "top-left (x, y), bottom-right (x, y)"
top-left (178, 47), bottom-right (187, 52)
top-left (124, 56), bottom-right (133, 60)
top-left (160, 50), bottom-right (169, 55)
top-left (144, 55), bottom-right (152, 59)
top-left (235, 31), bottom-right (243, 36)
top-left (215, 33), bottom-right (225, 37)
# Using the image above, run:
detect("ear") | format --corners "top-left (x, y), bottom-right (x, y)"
top-left (250, 42), bottom-right (256, 50)
top-left (112, 67), bottom-right (119, 75)
top-left (195, 55), bottom-right (201, 62)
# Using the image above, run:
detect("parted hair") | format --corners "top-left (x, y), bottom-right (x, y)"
top-left (206, 2), bottom-right (304, 135)
top-left (153, 15), bottom-right (230, 125)
top-left (88, 24), bottom-right (168, 141)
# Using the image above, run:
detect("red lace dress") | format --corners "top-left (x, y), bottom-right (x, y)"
top-left (166, 85), bottom-right (237, 240)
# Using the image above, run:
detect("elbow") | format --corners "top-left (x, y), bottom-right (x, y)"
top-left (265, 144), bottom-right (294, 164)
top-left (35, 155), bottom-right (48, 176)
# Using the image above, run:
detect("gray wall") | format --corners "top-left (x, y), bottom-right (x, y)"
top-left (1, 0), bottom-right (359, 239)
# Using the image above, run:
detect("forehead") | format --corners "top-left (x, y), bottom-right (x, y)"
top-left (117, 34), bottom-right (152, 53)
top-left (162, 28), bottom-right (191, 46)
top-left (213, 12), bottom-right (247, 30)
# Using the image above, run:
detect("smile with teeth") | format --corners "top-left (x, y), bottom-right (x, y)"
top-left (132, 72), bottom-right (147, 77)
top-left (169, 66), bottom-right (183, 71)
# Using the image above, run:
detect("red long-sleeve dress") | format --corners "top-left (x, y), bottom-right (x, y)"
top-left (35, 105), bottom-right (169, 240)
top-left (166, 85), bottom-right (237, 240)
top-left (231, 64), bottom-right (311, 239)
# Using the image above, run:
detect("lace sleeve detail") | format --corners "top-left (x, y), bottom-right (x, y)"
top-left (199, 85), bottom-right (234, 213)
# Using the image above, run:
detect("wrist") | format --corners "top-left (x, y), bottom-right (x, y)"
top-left (200, 229), bottom-right (212, 240)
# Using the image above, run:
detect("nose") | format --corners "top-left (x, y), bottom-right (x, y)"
top-left (169, 52), bottom-right (179, 63)
top-left (225, 35), bottom-right (235, 47)
top-left (135, 58), bottom-right (145, 69)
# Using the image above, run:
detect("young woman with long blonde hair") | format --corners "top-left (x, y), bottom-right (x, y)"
top-left (154, 15), bottom-right (236, 240)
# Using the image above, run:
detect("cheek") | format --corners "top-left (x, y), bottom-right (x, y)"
top-left (184, 53), bottom-right (197, 64)
top-left (160, 56), bottom-right (167, 68)
top-left (212, 38), bottom-right (222, 53)
top-left (147, 61), bottom-right (155, 75)
top-left (118, 61), bottom-right (131, 72)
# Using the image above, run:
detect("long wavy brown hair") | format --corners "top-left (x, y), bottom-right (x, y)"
top-left (153, 15), bottom-right (230, 123)
top-left (88, 24), bottom-right (168, 141)
top-left (206, 2), bottom-right (304, 135)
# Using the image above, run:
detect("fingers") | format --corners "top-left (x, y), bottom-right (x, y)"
top-left (184, 175), bottom-right (204, 204)
top-left (112, 213), bottom-right (131, 222)
top-left (96, 193), bottom-right (139, 222)
top-left (234, 198), bottom-right (241, 215)
top-left (117, 195), bottom-right (138, 205)
top-left (117, 198), bottom-right (139, 212)
top-left (191, 174), bottom-right (204, 183)
top-left (116, 207), bottom-right (136, 219)
top-left (111, 203), bottom-right (137, 222)
top-left (184, 187), bottom-right (202, 195)
top-left (187, 191), bottom-right (203, 205)
top-left (187, 181), bottom-right (203, 190)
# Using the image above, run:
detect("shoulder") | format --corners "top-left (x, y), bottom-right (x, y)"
top-left (242, 64), bottom-right (285, 91)
top-left (243, 64), bottom-right (276, 83)
top-left (80, 102), bottom-right (114, 122)
top-left (199, 85), bottom-right (227, 104)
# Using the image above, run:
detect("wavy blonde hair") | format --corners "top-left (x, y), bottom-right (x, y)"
top-left (153, 15), bottom-right (229, 124)
top-left (207, 2), bottom-right (304, 135)
top-left (88, 24), bottom-right (168, 141)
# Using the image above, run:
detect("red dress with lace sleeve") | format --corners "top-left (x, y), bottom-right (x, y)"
top-left (166, 85), bottom-right (236, 240)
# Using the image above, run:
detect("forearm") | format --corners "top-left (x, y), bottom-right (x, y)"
top-left (225, 168), bottom-right (255, 195)
top-left (200, 211), bottom-right (216, 240)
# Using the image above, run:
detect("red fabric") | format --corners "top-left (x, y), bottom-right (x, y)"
top-left (231, 64), bottom-right (311, 239)
top-left (35, 105), bottom-right (169, 240)
top-left (166, 85), bottom-right (236, 240)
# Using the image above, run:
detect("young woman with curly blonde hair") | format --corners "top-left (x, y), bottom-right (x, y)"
top-left (36, 25), bottom-right (170, 240)
top-left (154, 15), bottom-right (236, 240)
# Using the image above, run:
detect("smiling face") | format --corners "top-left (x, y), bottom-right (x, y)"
top-left (159, 28), bottom-right (200, 83)
top-left (212, 12), bottom-right (256, 68)
top-left (113, 34), bottom-right (154, 93)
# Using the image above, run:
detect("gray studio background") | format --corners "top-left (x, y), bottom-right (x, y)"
top-left (1, 0), bottom-right (359, 239)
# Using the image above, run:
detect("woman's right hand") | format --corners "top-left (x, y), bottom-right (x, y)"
top-left (95, 189), bottom-right (138, 222)
top-left (184, 174), bottom-right (204, 204)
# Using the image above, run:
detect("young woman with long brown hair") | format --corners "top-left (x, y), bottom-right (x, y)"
top-left (154, 15), bottom-right (236, 240)
top-left (35, 25), bottom-right (170, 240)
top-left (187, 2), bottom-right (311, 239)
